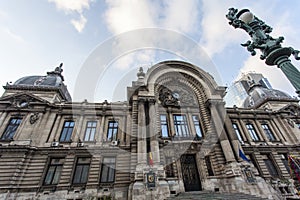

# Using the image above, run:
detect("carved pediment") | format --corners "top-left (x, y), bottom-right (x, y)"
top-left (277, 104), bottom-right (300, 117)
top-left (0, 92), bottom-right (49, 109)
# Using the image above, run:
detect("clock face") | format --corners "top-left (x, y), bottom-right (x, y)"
top-left (172, 92), bottom-right (180, 99)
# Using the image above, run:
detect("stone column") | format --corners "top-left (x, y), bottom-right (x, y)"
top-left (270, 118), bottom-right (286, 143)
top-left (137, 98), bottom-right (147, 165)
top-left (208, 99), bottom-right (235, 163)
top-left (223, 115), bottom-right (240, 160)
top-left (149, 99), bottom-right (160, 165)
top-left (99, 114), bottom-right (106, 144)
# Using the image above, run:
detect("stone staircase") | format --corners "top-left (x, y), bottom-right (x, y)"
top-left (167, 191), bottom-right (268, 200)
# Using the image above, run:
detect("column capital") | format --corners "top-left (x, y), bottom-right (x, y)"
top-left (137, 97), bottom-right (147, 104)
top-left (148, 98), bottom-right (156, 105)
top-left (205, 99), bottom-right (225, 108)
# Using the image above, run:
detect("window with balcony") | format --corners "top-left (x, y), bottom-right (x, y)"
top-left (44, 158), bottom-right (64, 185)
top-left (59, 121), bottom-right (74, 142)
top-left (246, 123), bottom-right (259, 141)
top-left (160, 115), bottom-right (169, 138)
top-left (1, 118), bottom-right (22, 140)
top-left (83, 121), bottom-right (97, 141)
top-left (173, 115), bottom-right (190, 137)
top-left (73, 157), bottom-right (91, 184)
top-left (261, 124), bottom-right (275, 141)
top-left (107, 121), bottom-right (118, 141)
top-left (232, 123), bottom-right (244, 144)
top-left (100, 157), bottom-right (116, 183)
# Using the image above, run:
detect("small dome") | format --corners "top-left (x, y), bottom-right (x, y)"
top-left (5, 63), bottom-right (71, 102)
top-left (243, 84), bottom-right (294, 108)
top-left (14, 75), bottom-right (63, 87)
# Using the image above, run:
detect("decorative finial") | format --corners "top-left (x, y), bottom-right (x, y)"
top-left (55, 63), bottom-right (63, 74)
top-left (137, 67), bottom-right (145, 81)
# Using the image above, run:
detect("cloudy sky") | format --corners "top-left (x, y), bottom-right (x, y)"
top-left (0, 0), bottom-right (300, 102)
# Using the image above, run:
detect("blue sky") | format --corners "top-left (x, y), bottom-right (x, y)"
top-left (0, 0), bottom-right (300, 102)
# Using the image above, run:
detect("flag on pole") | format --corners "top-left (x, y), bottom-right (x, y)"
top-left (288, 155), bottom-right (300, 178)
top-left (149, 152), bottom-right (154, 166)
top-left (239, 149), bottom-right (250, 162)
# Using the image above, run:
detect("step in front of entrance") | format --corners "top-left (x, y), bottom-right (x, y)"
top-left (167, 191), bottom-right (268, 200)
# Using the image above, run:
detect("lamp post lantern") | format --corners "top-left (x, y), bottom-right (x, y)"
top-left (226, 8), bottom-right (300, 96)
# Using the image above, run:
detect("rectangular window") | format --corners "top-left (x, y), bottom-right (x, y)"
top-left (44, 158), bottom-right (64, 185)
top-left (160, 115), bottom-right (169, 138)
top-left (59, 121), bottom-right (75, 142)
top-left (280, 154), bottom-right (290, 174)
top-left (261, 124), bottom-right (275, 141)
top-left (100, 157), bottom-right (116, 183)
top-left (192, 115), bottom-right (203, 139)
top-left (205, 156), bottom-right (214, 176)
top-left (246, 123), bottom-right (259, 141)
top-left (165, 157), bottom-right (174, 177)
top-left (83, 121), bottom-right (97, 141)
top-left (107, 121), bottom-right (118, 141)
top-left (173, 115), bottom-right (190, 137)
top-left (263, 154), bottom-right (279, 177)
top-left (73, 157), bottom-right (91, 184)
top-left (1, 118), bottom-right (22, 140)
top-left (232, 123), bottom-right (244, 144)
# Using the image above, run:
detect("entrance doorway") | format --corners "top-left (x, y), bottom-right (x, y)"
top-left (180, 154), bottom-right (201, 191)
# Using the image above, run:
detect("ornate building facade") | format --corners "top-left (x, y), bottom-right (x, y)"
top-left (0, 61), bottom-right (299, 200)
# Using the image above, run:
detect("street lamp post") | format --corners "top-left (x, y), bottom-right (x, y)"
top-left (226, 8), bottom-right (300, 96)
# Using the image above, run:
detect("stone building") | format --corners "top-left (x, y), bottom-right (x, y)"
top-left (0, 60), bottom-right (299, 200)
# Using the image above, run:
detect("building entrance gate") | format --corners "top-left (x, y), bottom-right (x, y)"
top-left (180, 154), bottom-right (201, 191)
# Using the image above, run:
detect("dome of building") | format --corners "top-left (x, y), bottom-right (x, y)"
top-left (243, 84), bottom-right (294, 108)
top-left (13, 75), bottom-right (63, 87)
top-left (4, 63), bottom-right (72, 102)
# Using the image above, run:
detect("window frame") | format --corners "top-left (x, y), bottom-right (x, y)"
top-left (1, 118), bottom-right (22, 140)
top-left (107, 120), bottom-right (119, 142)
top-left (173, 114), bottom-right (190, 137)
top-left (165, 157), bottom-right (175, 177)
top-left (100, 157), bottom-right (116, 183)
top-left (261, 124), bottom-right (276, 141)
top-left (246, 123), bottom-right (260, 141)
top-left (232, 123), bottom-right (244, 144)
top-left (83, 121), bottom-right (97, 142)
top-left (43, 158), bottom-right (64, 185)
top-left (59, 121), bottom-right (75, 142)
top-left (72, 157), bottom-right (91, 185)
top-left (263, 154), bottom-right (279, 178)
top-left (192, 115), bottom-right (203, 139)
top-left (160, 114), bottom-right (169, 138)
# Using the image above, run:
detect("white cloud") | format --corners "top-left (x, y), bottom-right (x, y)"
top-left (199, 1), bottom-right (248, 57)
top-left (48, 0), bottom-right (92, 32)
top-left (161, 0), bottom-right (199, 34)
top-left (71, 14), bottom-right (87, 33)
top-left (102, 0), bottom-right (203, 71)
top-left (104, 0), bottom-right (157, 34)
top-left (48, 0), bottom-right (90, 13)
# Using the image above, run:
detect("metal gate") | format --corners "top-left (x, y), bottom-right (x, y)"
top-left (180, 154), bottom-right (201, 191)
